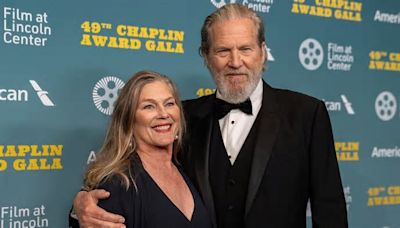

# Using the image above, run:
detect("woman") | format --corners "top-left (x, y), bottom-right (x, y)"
top-left (81, 71), bottom-right (212, 227)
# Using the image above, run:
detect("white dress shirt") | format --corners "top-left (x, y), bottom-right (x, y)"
top-left (216, 79), bottom-right (263, 165)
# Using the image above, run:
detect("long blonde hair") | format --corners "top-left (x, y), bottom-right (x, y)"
top-left (84, 70), bottom-right (185, 190)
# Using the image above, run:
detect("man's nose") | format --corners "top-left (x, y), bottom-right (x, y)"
top-left (228, 51), bottom-right (243, 68)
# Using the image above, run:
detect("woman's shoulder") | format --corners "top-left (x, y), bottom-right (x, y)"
top-left (99, 155), bottom-right (145, 189)
top-left (98, 165), bottom-right (145, 194)
top-left (98, 174), bottom-right (132, 192)
top-left (96, 165), bottom-right (145, 226)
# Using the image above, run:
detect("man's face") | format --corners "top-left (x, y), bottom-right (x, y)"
top-left (205, 18), bottom-right (266, 103)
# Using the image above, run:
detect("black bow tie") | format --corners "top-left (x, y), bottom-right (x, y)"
top-left (214, 98), bottom-right (253, 119)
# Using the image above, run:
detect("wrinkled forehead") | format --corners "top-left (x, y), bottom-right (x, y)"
top-left (210, 17), bottom-right (258, 32)
top-left (208, 18), bottom-right (259, 44)
top-left (138, 80), bottom-right (175, 101)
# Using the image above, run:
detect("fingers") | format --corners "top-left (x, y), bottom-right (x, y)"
top-left (89, 189), bottom-right (111, 202)
top-left (79, 207), bottom-right (125, 228)
top-left (73, 190), bottom-right (125, 227)
top-left (91, 206), bottom-right (125, 224)
top-left (79, 216), bottom-right (126, 228)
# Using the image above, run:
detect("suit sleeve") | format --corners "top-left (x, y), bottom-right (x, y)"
top-left (309, 101), bottom-right (348, 228)
top-left (68, 206), bottom-right (80, 228)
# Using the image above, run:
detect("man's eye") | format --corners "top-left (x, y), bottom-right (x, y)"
top-left (216, 49), bottom-right (229, 56)
top-left (240, 47), bottom-right (252, 52)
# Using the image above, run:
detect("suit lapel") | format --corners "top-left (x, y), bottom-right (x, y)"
top-left (245, 82), bottom-right (281, 216)
top-left (188, 96), bottom-right (217, 226)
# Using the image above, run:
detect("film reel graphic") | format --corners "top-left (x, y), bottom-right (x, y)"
top-left (375, 91), bottom-right (397, 121)
top-left (93, 76), bottom-right (125, 115)
top-left (299, 38), bottom-right (324, 71)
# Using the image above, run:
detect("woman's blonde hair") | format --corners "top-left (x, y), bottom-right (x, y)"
top-left (84, 70), bottom-right (185, 190)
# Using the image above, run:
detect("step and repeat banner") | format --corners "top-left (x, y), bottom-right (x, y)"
top-left (0, 0), bottom-right (399, 227)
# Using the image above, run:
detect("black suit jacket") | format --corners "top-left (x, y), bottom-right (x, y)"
top-left (181, 81), bottom-right (348, 228)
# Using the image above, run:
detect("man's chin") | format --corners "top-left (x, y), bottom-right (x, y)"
top-left (228, 87), bottom-right (245, 95)
top-left (226, 75), bottom-right (247, 85)
top-left (220, 89), bottom-right (249, 103)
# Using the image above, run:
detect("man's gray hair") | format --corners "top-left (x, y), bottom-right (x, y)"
top-left (199, 3), bottom-right (266, 56)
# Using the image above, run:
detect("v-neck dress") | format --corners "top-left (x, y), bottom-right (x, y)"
top-left (97, 161), bottom-right (212, 228)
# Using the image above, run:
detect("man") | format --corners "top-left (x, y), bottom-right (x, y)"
top-left (71, 4), bottom-right (348, 228)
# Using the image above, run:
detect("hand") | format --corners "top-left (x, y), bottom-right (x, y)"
top-left (73, 189), bottom-right (126, 228)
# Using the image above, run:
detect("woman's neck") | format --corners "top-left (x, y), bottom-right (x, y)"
top-left (137, 144), bottom-right (174, 171)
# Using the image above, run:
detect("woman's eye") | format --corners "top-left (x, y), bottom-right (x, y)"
top-left (166, 101), bottom-right (176, 107)
top-left (143, 104), bottom-right (154, 109)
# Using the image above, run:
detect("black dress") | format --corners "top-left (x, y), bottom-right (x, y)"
top-left (97, 160), bottom-right (213, 228)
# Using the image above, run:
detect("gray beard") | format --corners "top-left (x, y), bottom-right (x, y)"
top-left (210, 69), bottom-right (261, 104)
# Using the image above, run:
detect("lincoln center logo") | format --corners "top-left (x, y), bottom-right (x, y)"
top-left (210, 0), bottom-right (274, 13)
top-left (375, 91), bottom-right (397, 121)
top-left (92, 76), bottom-right (125, 115)
top-left (298, 38), bottom-right (324, 71)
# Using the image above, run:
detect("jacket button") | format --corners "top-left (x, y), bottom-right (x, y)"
top-left (227, 205), bottom-right (235, 210)
top-left (229, 179), bottom-right (236, 185)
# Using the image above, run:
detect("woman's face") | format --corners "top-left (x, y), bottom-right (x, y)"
top-left (133, 81), bottom-right (180, 150)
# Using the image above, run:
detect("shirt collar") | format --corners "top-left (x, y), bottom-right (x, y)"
top-left (249, 79), bottom-right (263, 106)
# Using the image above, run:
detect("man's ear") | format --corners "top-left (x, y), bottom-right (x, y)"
top-left (203, 54), bottom-right (210, 67)
top-left (262, 42), bottom-right (267, 63)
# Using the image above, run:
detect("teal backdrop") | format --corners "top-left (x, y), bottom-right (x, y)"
top-left (1, 0), bottom-right (399, 227)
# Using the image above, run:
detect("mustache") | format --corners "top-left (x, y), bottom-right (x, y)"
top-left (224, 70), bottom-right (249, 75)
